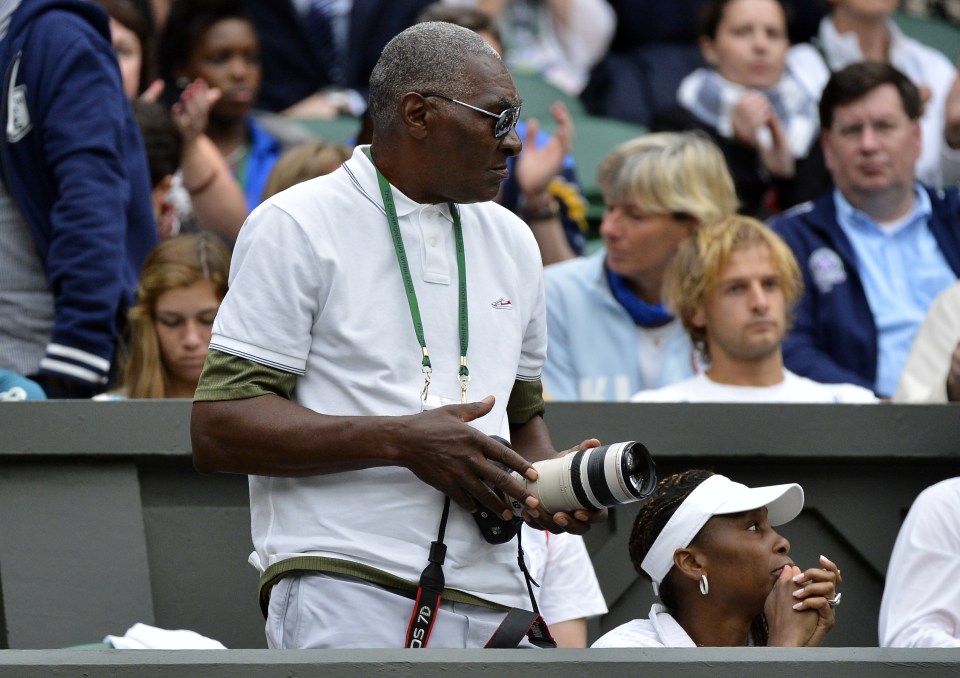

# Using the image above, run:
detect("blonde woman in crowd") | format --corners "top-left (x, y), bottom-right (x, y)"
top-left (543, 131), bottom-right (739, 401)
top-left (261, 140), bottom-right (352, 201)
top-left (118, 233), bottom-right (230, 398)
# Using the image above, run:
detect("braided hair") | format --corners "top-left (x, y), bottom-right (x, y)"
top-left (628, 469), bottom-right (770, 646)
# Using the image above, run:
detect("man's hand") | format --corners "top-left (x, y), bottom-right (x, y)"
top-left (396, 396), bottom-right (541, 519)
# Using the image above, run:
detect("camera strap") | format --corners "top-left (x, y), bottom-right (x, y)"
top-left (405, 499), bottom-right (557, 649)
top-left (485, 528), bottom-right (556, 648)
top-left (405, 497), bottom-right (450, 648)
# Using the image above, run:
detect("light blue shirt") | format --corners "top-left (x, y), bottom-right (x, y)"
top-left (834, 186), bottom-right (956, 396)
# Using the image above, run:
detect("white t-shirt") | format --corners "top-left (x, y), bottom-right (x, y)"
top-left (879, 477), bottom-right (960, 648)
top-left (591, 604), bottom-right (696, 648)
top-left (521, 526), bottom-right (607, 625)
top-left (630, 370), bottom-right (878, 403)
top-left (211, 145), bottom-right (547, 609)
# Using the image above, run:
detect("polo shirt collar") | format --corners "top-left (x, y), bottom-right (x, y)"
top-left (833, 182), bottom-right (931, 234)
top-left (347, 144), bottom-right (454, 223)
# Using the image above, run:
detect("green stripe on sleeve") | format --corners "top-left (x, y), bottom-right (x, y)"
top-left (194, 349), bottom-right (298, 402)
top-left (506, 378), bottom-right (545, 425)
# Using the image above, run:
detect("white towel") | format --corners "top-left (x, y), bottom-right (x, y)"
top-left (104, 623), bottom-right (227, 649)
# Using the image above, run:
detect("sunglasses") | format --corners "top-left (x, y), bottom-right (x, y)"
top-left (421, 92), bottom-right (521, 139)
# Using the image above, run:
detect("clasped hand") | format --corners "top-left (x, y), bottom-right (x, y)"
top-left (764, 555), bottom-right (841, 647)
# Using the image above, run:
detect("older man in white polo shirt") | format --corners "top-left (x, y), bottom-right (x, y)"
top-left (190, 22), bottom-right (604, 650)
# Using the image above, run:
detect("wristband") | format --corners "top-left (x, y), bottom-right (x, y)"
top-left (521, 196), bottom-right (560, 222)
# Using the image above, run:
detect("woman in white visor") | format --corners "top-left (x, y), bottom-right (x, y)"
top-left (592, 469), bottom-right (841, 647)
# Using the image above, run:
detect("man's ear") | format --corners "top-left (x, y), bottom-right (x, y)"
top-left (674, 547), bottom-right (707, 583)
top-left (399, 92), bottom-right (431, 140)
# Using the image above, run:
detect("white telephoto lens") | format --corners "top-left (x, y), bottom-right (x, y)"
top-left (509, 442), bottom-right (651, 515)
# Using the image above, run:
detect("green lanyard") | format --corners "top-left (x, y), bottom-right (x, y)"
top-left (364, 148), bottom-right (470, 403)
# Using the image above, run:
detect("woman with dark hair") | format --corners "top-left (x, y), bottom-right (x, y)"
top-left (653, 0), bottom-right (831, 218)
top-left (95, 0), bottom-right (155, 99)
top-left (158, 0), bottom-right (286, 213)
top-left (96, 0), bottom-right (247, 240)
top-left (592, 470), bottom-right (841, 647)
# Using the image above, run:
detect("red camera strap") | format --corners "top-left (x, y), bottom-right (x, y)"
top-left (405, 498), bottom-right (556, 649)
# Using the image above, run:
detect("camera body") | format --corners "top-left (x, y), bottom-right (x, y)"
top-left (472, 437), bottom-right (657, 544)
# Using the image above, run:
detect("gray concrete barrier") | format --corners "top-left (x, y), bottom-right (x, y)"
top-left (1, 400), bottom-right (958, 651)
top-left (2, 648), bottom-right (960, 677)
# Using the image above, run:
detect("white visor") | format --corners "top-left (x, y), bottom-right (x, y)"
top-left (640, 474), bottom-right (804, 593)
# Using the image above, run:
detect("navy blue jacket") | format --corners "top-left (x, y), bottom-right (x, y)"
top-left (0, 0), bottom-right (157, 388)
top-left (769, 186), bottom-right (960, 394)
top-left (242, 0), bottom-right (433, 112)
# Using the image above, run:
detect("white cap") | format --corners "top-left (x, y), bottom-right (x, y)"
top-left (640, 474), bottom-right (804, 594)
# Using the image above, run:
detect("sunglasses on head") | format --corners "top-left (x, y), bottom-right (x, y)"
top-left (421, 92), bottom-right (521, 139)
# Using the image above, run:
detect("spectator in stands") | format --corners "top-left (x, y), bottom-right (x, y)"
top-left (261, 139), bottom-right (351, 200)
top-left (543, 132), bottom-right (738, 401)
top-left (894, 280), bottom-right (960, 402)
top-left (942, 66), bottom-right (960, 184)
top-left (158, 0), bottom-right (293, 213)
top-left (879, 476), bottom-right (960, 647)
top-left (439, 0), bottom-right (615, 97)
top-left (580, 0), bottom-right (826, 129)
top-left (95, 0), bottom-right (156, 100)
top-left (239, 0), bottom-right (433, 118)
top-left (0, 0), bottom-right (157, 398)
top-left (416, 3), bottom-right (588, 263)
top-left (770, 62), bottom-right (960, 398)
top-left (817, 0), bottom-right (958, 186)
top-left (592, 469), bottom-right (841, 648)
top-left (901, 0), bottom-right (960, 25)
top-left (652, 0), bottom-right (832, 218)
top-left (131, 100), bottom-right (183, 239)
top-left (98, 0), bottom-right (247, 240)
top-left (632, 216), bottom-right (877, 402)
top-left (119, 233), bottom-right (230, 398)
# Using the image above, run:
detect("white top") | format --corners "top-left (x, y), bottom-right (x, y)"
top-left (211, 145), bottom-right (547, 608)
top-left (441, 0), bottom-right (615, 95)
top-left (818, 16), bottom-right (958, 187)
top-left (630, 370), bottom-right (878, 403)
top-left (591, 604), bottom-right (696, 648)
top-left (879, 477), bottom-right (960, 647)
top-left (521, 526), bottom-right (608, 625)
top-left (894, 281), bottom-right (960, 403)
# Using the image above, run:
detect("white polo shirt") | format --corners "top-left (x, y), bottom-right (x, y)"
top-left (210, 146), bottom-right (547, 608)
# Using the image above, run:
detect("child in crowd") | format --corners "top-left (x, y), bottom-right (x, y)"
top-left (115, 233), bottom-right (230, 398)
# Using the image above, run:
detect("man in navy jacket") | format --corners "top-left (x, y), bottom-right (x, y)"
top-left (0, 0), bottom-right (157, 397)
top-left (770, 63), bottom-right (960, 397)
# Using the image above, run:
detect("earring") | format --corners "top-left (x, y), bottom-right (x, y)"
top-left (175, 76), bottom-right (190, 90)
top-left (700, 574), bottom-right (709, 596)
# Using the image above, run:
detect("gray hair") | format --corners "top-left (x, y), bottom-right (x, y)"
top-left (368, 22), bottom-right (500, 133)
